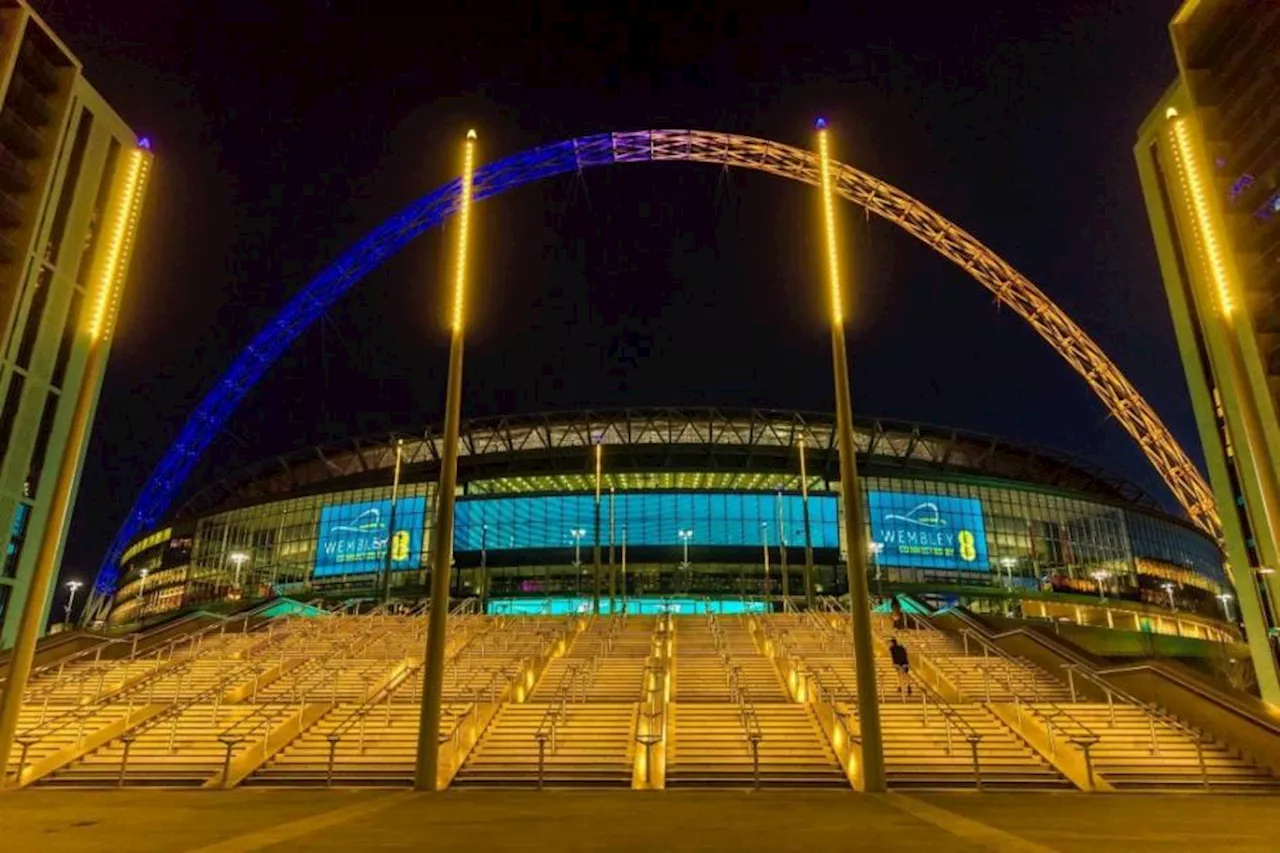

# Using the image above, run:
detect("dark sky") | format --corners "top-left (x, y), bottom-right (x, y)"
top-left (36, 0), bottom-right (1188, 586)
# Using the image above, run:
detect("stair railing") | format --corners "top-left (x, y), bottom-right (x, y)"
top-left (534, 694), bottom-right (569, 789)
top-left (897, 612), bottom-right (1105, 790)
top-left (1061, 662), bottom-right (1209, 788)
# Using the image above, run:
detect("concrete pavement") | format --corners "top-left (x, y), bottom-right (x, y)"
top-left (1, 789), bottom-right (1277, 852)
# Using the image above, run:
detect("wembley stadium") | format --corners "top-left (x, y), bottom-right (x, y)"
top-left (107, 408), bottom-right (1231, 640)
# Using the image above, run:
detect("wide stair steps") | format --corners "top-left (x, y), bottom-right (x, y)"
top-left (1059, 703), bottom-right (1280, 792)
top-left (667, 703), bottom-right (846, 787)
top-left (453, 703), bottom-right (635, 787)
top-left (876, 702), bottom-right (1071, 790)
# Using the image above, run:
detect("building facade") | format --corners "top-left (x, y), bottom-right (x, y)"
top-left (1134, 1), bottom-right (1280, 700)
top-left (107, 410), bottom-right (1231, 639)
top-left (0, 2), bottom-right (148, 646)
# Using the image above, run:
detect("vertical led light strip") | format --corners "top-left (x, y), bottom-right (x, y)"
top-left (451, 130), bottom-right (477, 333)
top-left (816, 119), bottom-right (843, 327)
top-left (87, 146), bottom-right (152, 341)
top-left (1165, 108), bottom-right (1235, 320)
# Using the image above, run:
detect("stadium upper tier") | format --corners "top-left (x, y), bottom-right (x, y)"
top-left (108, 408), bottom-right (1228, 630)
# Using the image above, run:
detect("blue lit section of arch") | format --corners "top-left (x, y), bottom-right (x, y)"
top-left (94, 135), bottom-right (624, 595)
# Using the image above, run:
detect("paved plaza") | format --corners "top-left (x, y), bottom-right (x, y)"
top-left (2, 789), bottom-right (1277, 853)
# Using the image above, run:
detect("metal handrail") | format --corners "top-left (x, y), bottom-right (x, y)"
top-left (894, 611), bottom-right (1102, 785)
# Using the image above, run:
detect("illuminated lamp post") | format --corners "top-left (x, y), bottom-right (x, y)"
top-left (1091, 570), bottom-right (1110, 603)
top-left (816, 118), bottom-right (885, 792)
top-left (776, 488), bottom-right (790, 604)
top-left (1000, 556), bottom-right (1017, 590)
top-left (593, 442), bottom-right (602, 615)
top-left (138, 568), bottom-right (149, 611)
top-left (761, 521), bottom-right (771, 602)
top-left (621, 525), bottom-right (628, 612)
top-left (797, 438), bottom-right (815, 609)
top-left (415, 129), bottom-right (477, 792)
top-left (63, 580), bottom-right (83, 628)
top-left (380, 438), bottom-right (404, 604)
top-left (0, 142), bottom-right (153, 783)
top-left (1162, 582), bottom-right (1177, 612)
top-left (228, 551), bottom-right (249, 593)
top-left (608, 487), bottom-right (616, 614)
top-left (1218, 593), bottom-right (1235, 623)
top-left (678, 528), bottom-right (693, 586)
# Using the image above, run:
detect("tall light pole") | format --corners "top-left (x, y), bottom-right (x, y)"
top-left (63, 580), bottom-right (83, 627)
top-left (1000, 556), bottom-right (1017, 590)
top-left (416, 129), bottom-right (478, 792)
top-left (1219, 592), bottom-right (1236, 623)
top-left (1091, 570), bottom-right (1109, 603)
top-left (380, 438), bottom-right (404, 604)
top-left (0, 142), bottom-right (153, 781)
top-left (593, 443), bottom-right (602, 615)
top-left (608, 487), bottom-right (616, 614)
top-left (621, 524), bottom-right (628, 612)
top-left (479, 523), bottom-right (489, 609)
top-left (776, 488), bottom-right (790, 604)
top-left (798, 438), bottom-right (815, 609)
top-left (816, 118), bottom-right (885, 792)
top-left (138, 568), bottom-right (149, 612)
top-left (1162, 582), bottom-right (1177, 611)
top-left (571, 528), bottom-right (586, 596)
top-left (678, 528), bottom-right (693, 593)
top-left (228, 551), bottom-right (249, 592)
top-left (761, 521), bottom-right (770, 602)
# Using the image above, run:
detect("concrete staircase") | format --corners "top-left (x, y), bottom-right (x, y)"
top-left (454, 703), bottom-right (636, 787)
top-left (1060, 702), bottom-right (1280, 792)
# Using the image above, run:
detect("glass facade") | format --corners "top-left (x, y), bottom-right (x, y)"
top-left (111, 467), bottom-right (1227, 626)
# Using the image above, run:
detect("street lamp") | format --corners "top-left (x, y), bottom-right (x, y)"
top-left (228, 551), bottom-right (249, 590)
top-left (1218, 592), bottom-right (1236, 622)
top-left (1000, 557), bottom-right (1017, 589)
top-left (678, 528), bottom-right (693, 592)
top-left (868, 541), bottom-right (885, 582)
top-left (761, 521), bottom-right (771, 599)
top-left (1091, 570), bottom-right (1110, 603)
top-left (571, 528), bottom-right (586, 594)
top-left (63, 580), bottom-right (82, 626)
top-left (1161, 582), bottom-right (1177, 611)
top-left (816, 118), bottom-right (884, 790)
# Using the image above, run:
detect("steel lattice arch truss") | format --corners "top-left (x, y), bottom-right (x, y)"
top-left (92, 130), bottom-right (1220, 598)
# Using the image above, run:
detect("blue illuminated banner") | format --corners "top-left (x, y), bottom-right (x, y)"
top-left (314, 496), bottom-right (426, 578)
top-left (868, 491), bottom-right (989, 571)
top-left (453, 492), bottom-right (841, 551)
top-left (486, 597), bottom-right (767, 616)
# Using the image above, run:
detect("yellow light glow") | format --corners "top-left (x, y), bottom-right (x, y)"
top-left (816, 126), bottom-right (843, 327)
top-left (1167, 113), bottom-right (1235, 319)
top-left (451, 130), bottom-right (478, 333)
top-left (595, 442), bottom-right (602, 500)
top-left (88, 147), bottom-right (152, 341)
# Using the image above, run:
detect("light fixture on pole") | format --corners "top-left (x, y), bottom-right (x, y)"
top-left (608, 487), bottom-right (616, 613)
top-left (868, 541), bottom-right (885, 583)
top-left (797, 438), bottom-right (816, 609)
top-left (380, 438), bottom-right (404, 604)
top-left (64, 580), bottom-right (83, 627)
top-left (593, 442), bottom-right (602, 615)
top-left (621, 524), bottom-right (628, 611)
top-left (776, 487), bottom-right (790, 603)
top-left (416, 128), bottom-right (478, 792)
top-left (1161, 582), bottom-right (1177, 611)
top-left (1000, 556), bottom-right (1017, 589)
top-left (1090, 570), bottom-right (1110, 603)
top-left (761, 521), bottom-right (771, 601)
top-left (1218, 592), bottom-right (1236, 622)
top-left (815, 117), bottom-right (885, 791)
top-left (228, 551), bottom-right (249, 590)
top-left (571, 528), bottom-right (586, 590)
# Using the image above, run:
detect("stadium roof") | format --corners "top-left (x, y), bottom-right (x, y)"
top-left (176, 408), bottom-right (1162, 519)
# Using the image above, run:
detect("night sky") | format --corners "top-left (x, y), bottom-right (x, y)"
top-left (35, 1), bottom-right (1187, 586)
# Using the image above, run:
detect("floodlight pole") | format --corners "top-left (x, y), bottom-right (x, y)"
top-left (817, 119), bottom-right (885, 792)
top-left (0, 145), bottom-right (153, 784)
top-left (593, 443), bottom-right (602, 615)
top-left (416, 129), bottom-right (477, 792)
top-left (798, 439), bottom-right (816, 610)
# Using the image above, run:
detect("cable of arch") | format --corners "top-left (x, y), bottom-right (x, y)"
top-left (92, 129), bottom-right (1218, 597)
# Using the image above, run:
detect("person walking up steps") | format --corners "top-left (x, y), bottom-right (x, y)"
top-left (889, 637), bottom-right (912, 697)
